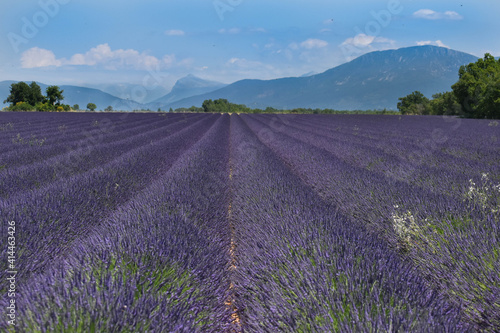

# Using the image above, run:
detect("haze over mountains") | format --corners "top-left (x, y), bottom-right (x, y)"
top-left (148, 75), bottom-right (227, 109)
top-left (0, 81), bottom-right (144, 111)
top-left (1, 46), bottom-right (480, 111)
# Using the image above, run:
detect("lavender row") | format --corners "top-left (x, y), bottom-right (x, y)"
top-left (269, 114), bottom-right (499, 199)
top-left (0, 113), bottom-right (199, 168)
top-left (0, 114), bottom-right (205, 199)
top-left (230, 114), bottom-right (472, 332)
top-left (1, 115), bottom-right (234, 332)
top-left (243, 114), bottom-right (499, 330)
top-left (0, 114), bottom-right (218, 286)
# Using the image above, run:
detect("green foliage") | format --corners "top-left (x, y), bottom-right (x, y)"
top-left (452, 53), bottom-right (500, 119)
top-left (87, 103), bottom-right (97, 111)
top-left (428, 91), bottom-right (462, 116)
top-left (201, 98), bottom-right (251, 113)
top-left (105, 105), bottom-right (113, 112)
top-left (3, 81), bottom-right (31, 105)
top-left (10, 101), bottom-right (34, 111)
top-left (29, 81), bottom-right (45, 105)
top-left (397, 91), bottom-right (430, 115)
top-left (34, 102), bottom-right (54, 112)
top-left (46, 85), bottom-right (64, 105)
top-left (73, 104), bottom-right (80, 110)
top-left (4, 82), bottom-right (66, 112)
top-left (174, 101), bottom-right (400, 114)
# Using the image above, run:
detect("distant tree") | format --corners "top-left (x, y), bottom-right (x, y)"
top-left (202, 99), bottom-right (212, 112)
top-left (169, 107), bottom-right (173, 112)
top-left (452, 53), bottom-right (500, 119)
top-left (428, 92), bottom-right (462, 116)
top-left (4, 82), bottom-right (31, 106)
top-left (397, 91), bottom-right (430, 115)
top-left (73, 104), bottom-right (80, 110)
top-left (105, 105), bottom-right (113, 112)
top-left (28, 82), bottom-right (45, 105)
top-left (201, 98), bottom-right (247, 113)
top-left (46, 85), bottom-right (64, 105)
top-left (87, 103), bottom-right (97, 111)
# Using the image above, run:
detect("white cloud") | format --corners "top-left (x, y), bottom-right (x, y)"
top-left (444, 11), bottom-right (463, 20)
top-left (165, 29), bottom-right (185, 36)
top-left (289, 39), bottom-right (328, 51)
top-left (300, 39), bottom-right (328, 49)
top-left (226, 57), bottom-right (274, 70)
top-left (413, 9), bottom-right (463, 20)
top-left (20, 44), bottom-right (179, 71)
top-left (67, 44), bottom-right (162, 70)
top-left (342, 34), bottom-right (375, 47)
top-left (341, 34), bottom-right (396, 48)
top-left (416, 40), bottom-right (450, 48)
top-left (340, 34), bottom-right (397, 61)
top-left (21, 47), bottom-right (62, 68)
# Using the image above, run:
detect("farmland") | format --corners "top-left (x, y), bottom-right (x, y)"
top-left (0, 112), bottom-right (499, 332)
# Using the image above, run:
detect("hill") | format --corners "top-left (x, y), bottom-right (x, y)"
top-left (163, 46), bottom-right (479, 110)
top-left (1, 81), bottom-right (143, 111)
top-left (146, 75), bottom-right (227, 110)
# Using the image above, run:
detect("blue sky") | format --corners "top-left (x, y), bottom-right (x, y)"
top-left (1, 0), bottom-right (499, 97)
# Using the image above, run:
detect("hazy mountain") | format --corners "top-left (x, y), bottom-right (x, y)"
top-left (164, 46), bottom-right (479, 110)
top-left (147, 74), bottom-right (227, 109)
top-left (0, 81), bottom-right (143, 111)
top-left (300, 71), bottom-right (319, 77)
top-left (83, 83), bottom-right (170, 104)
top-left (1, 46), bottom-right (482, 112)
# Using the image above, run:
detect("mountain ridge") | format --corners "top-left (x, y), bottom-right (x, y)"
top-left (1, 46), bottom-right (481, 111)
top-left (162, 46), bottom-right (479, 110)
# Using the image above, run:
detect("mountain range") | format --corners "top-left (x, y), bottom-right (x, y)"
top-left (148, 74), bottom-right (227, 109)
top-left (0, 81), bottom-right (144, 111)
top-left (161, 46), bottom-right (478, 110)
top-left (1, 46), bottom-right (480, 111)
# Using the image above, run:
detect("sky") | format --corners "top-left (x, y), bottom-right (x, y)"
top-left (1, 0), bottom-right (499, 101)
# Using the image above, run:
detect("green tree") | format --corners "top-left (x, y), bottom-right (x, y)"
top-left (73, 104), bottom-right (79, 110)
top-left (87, 103), bottom-right (97, 111)
top-left (46, 85), bottom-right (64, 105)
top-left (4, 82), bottom-right (31, 106)
top-left (397, 91), bottom-right (430, 115)
top-left (428, 92), bottom-right (462, 116)
top-left (452, 53), bottom-right (500, 119)
top-left (28, 82), bottom-right (45, 106)
top-left (105, 105), bottom-right (113, 112)
top-left (202, 99), bottom-right (214, 112)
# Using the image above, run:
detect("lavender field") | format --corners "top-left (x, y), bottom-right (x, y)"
top-left (0, 112), bottom-right (499, 332)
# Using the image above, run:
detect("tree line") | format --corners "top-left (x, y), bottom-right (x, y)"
top-left (398, 54), bottom-right (500, 119)
top-left (2, 81), bottom-right (103, 112)
top-left (171, 99), bottom-right (399, 115)
top-left (3, 81), bottom-right (69, 111)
